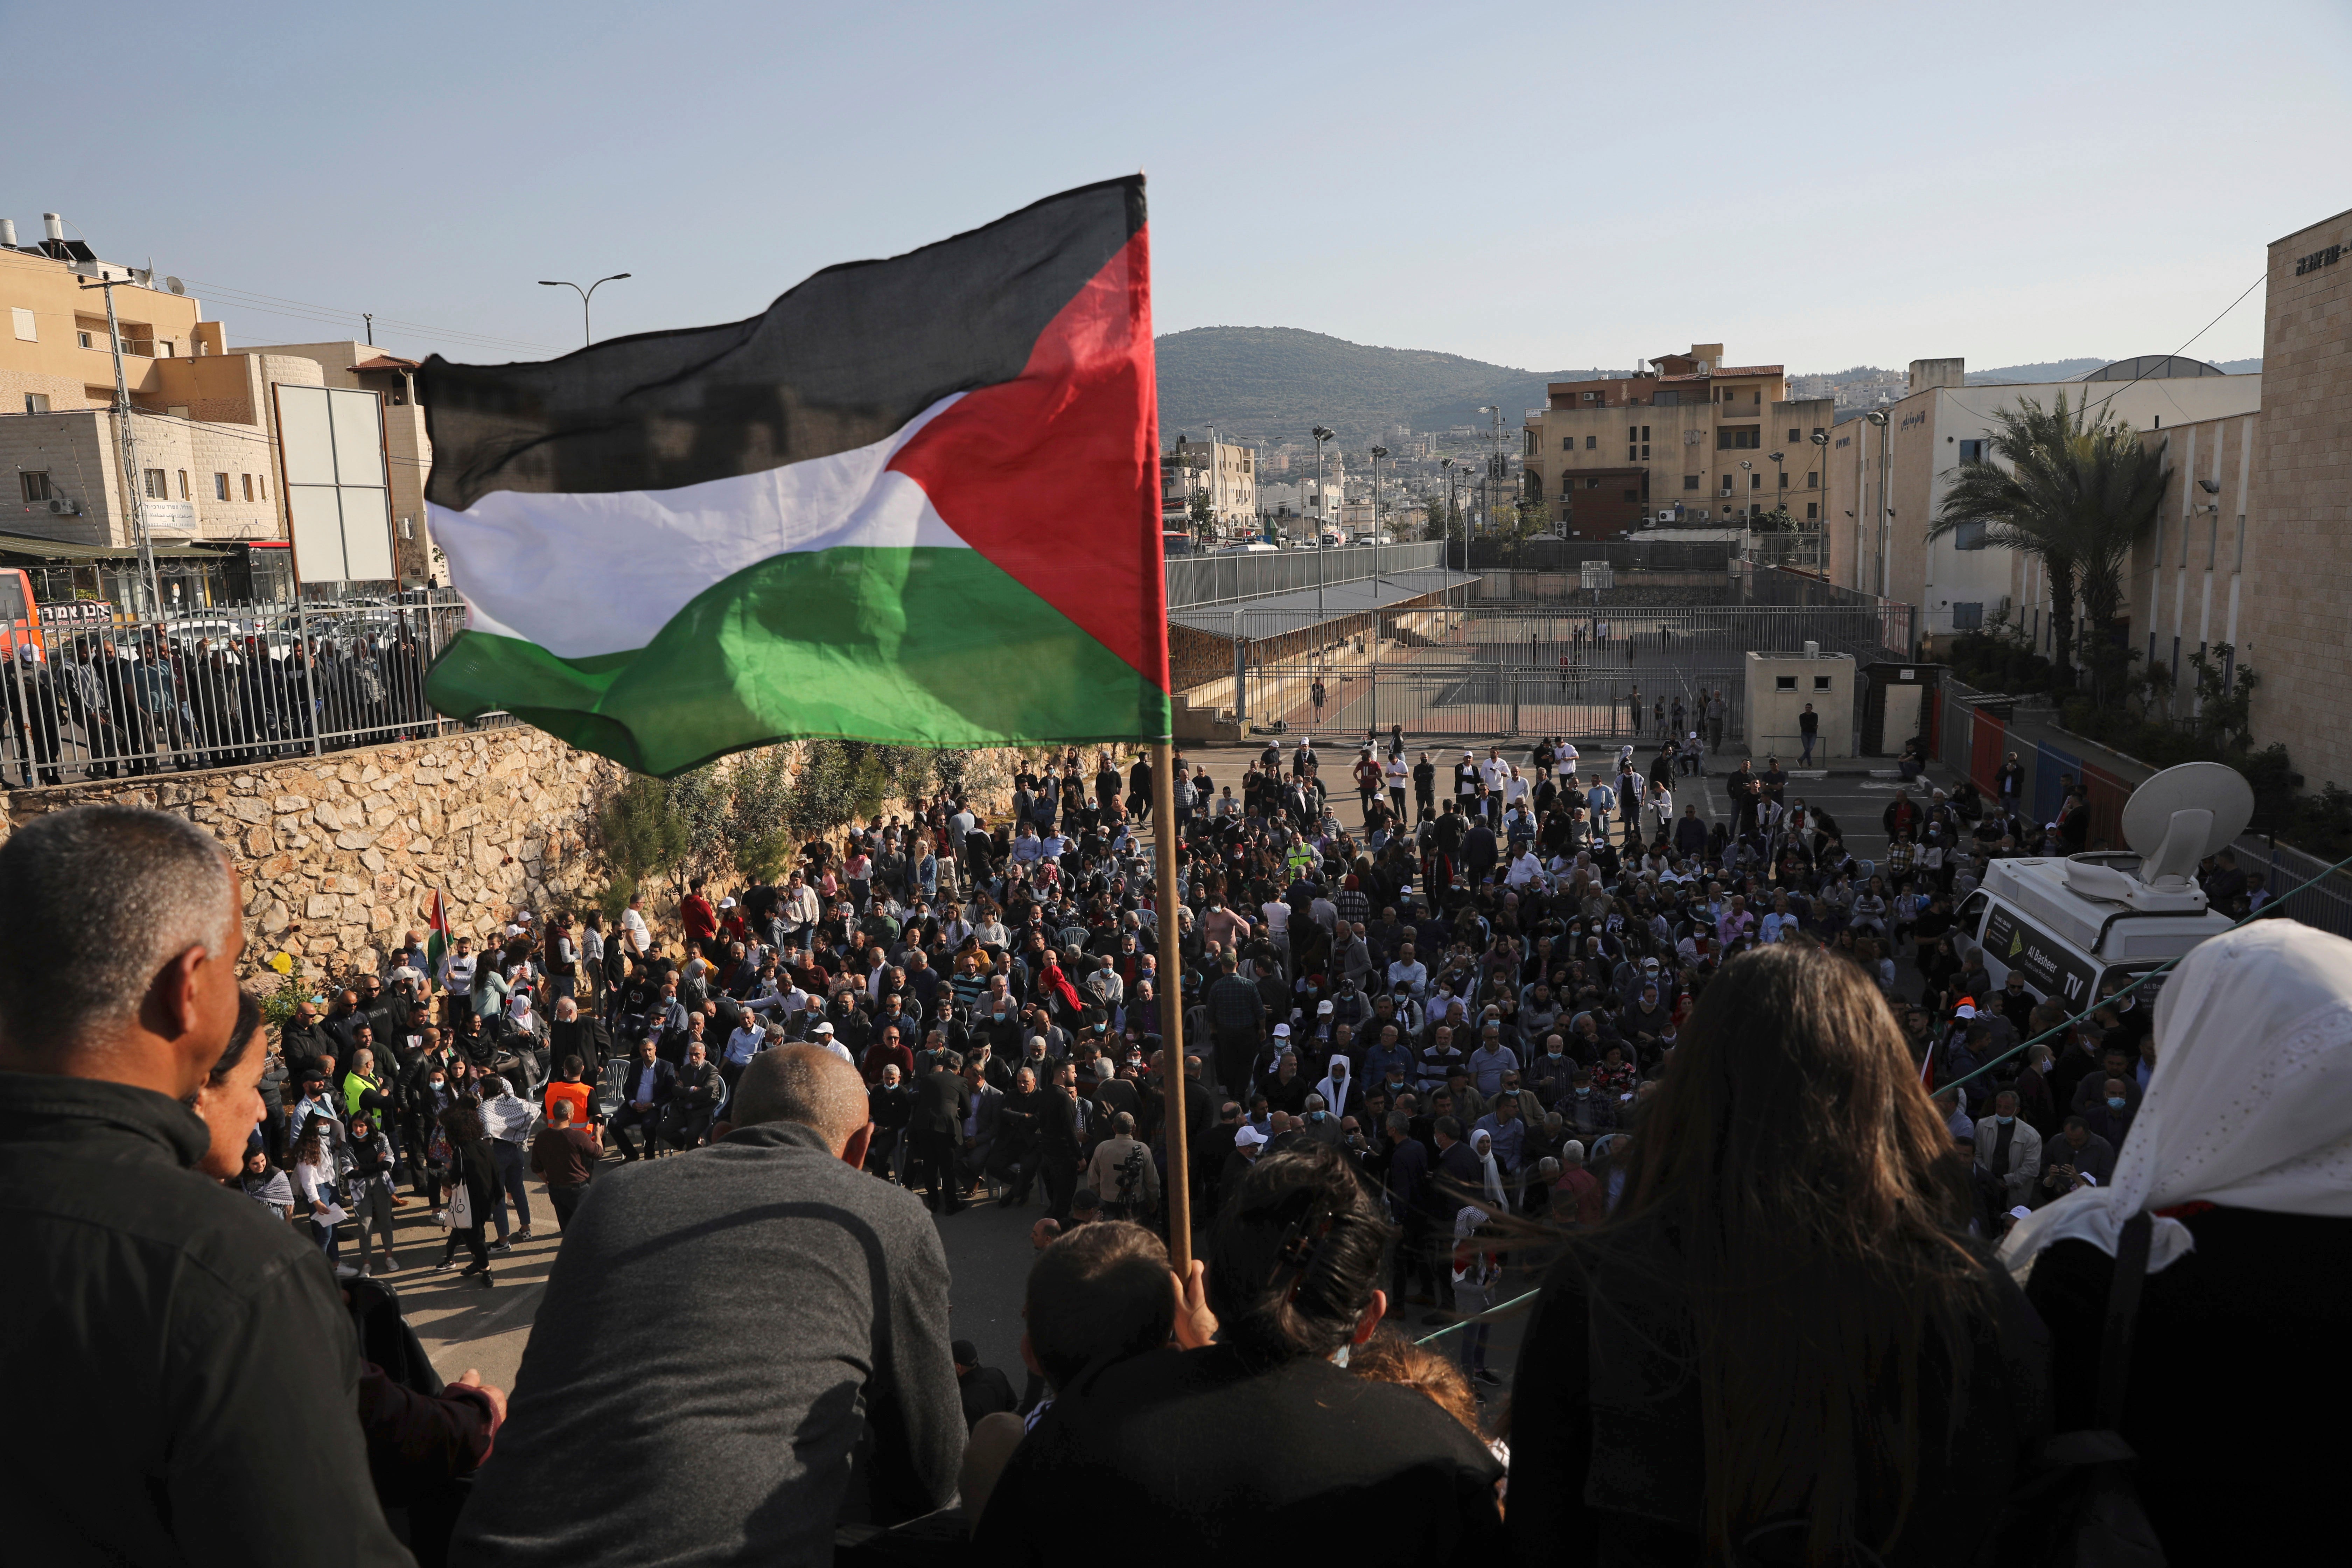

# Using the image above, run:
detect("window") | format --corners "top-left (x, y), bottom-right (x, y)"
top-left (259, 474), bottom-right (267, 501)
top-left (1642, 426), bottom-right (1651, 442)
top-left (1952, 520), bottom-right (1988, 550)
top-left (1751, 473), bottom-right (1762, 490)
top-left (1655, 390), bottom-right (1679, 407)
top-left (77, 330), bottom-right (94, 349)
top-left (1951, 602), bottom-right (1985, 631)
top-left (1807, 470), bottom-right (1818, 488)
top-left (1628, 426), bottom-right (1638, 443)
top-left (20, 471), bottom-right (52, 503)
top-left (1775, 675), bottom-right (1797, 691)
top-left (241, 474), bottom-right (254, 502)
top-left (176, 470), bottom-right (189, 499)
top-left (214, 473), bottom-right (230, 501)
top-left (1560, 437), bottom-right (1572, 450)
top-left (1958, 439), bottom-right (1988, 463)
top-left (144, 468), bottom-right (168, 499)
top-left (10, 307), bottom-right (33, 342)
top-left (22, 392), bottom-right (49, 414)
top-left (1684, 474), bottom-right (1700, 491)
top-left (1778, 471), bottom-right (1790, 488)
top-left (1586, 476), bottom-right (1601, 489)
top-left (1623, 488), bottom-right (1639, 502)
top-left (1585, 435), bottom-right (1596, 450)
top-left (1806, 502), bottom-right (1819, 520)
top-left (1715, 426), bottom-right (1760, 450)
top-left (1813, 674), bottom-right (1833, 691)
top-left (1788, 428), bottom-right (1800, 443)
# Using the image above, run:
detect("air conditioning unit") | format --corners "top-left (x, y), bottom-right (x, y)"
top-left (47, 497), bottom-right (80, 517)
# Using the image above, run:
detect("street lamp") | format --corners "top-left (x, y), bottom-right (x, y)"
top-left (1311, 425), bottom-right (1336, 619)
top-left (1738, 458), bottom-right (1753, 525)
top-left (1767, 450), bottom-right (1785, 526)
top-left (1863, 410), bottom-right (1891, 596)
top-left (539, 273), bottom-right (632, 346)
top-left (1369, 444), bottom-right (1389, 595)
top-left (1808, 429), bottom-right (1830, 569)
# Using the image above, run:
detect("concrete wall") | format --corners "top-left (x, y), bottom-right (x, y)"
top-left (1743, 651), bottom-right (1854, 761)
top-left (2124, 412), bottom-right (2258, 715)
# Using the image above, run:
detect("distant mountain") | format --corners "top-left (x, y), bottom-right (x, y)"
top-left (1153, 329), bottom-right (2264, 451)
top-left (1155, 326), bottom-right (1621, 448)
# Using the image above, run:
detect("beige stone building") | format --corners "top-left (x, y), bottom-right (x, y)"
top-left (1521, 343), bottom-right (1835, 539)
top-left (2, 221), bottom-right (437, 603)
top-left (1822, 357), bottom-right (2260, 638)
top-left (2164, 206), bottom-right (2352, 793)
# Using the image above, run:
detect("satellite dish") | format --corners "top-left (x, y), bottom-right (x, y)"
top-left (2120, 761), bottom-right (2253, 887)
top-left (164, 276), bottom-right (185, 295)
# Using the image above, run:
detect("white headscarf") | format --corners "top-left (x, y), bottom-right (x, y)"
top-left (2001, 921), bottom-right (2352, 1276)
top-left (1467, 1127), bottom-right (1507, 1210)
top-left (1312, 1059), bottom-right (1353, 1120)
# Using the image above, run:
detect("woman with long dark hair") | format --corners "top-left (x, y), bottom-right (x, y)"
top-left (1506, 945), bottom-right (2047, 1566)
top-left (975, 1142), bottom-right (1502, 1562)
top-left (432, 1100), bottom-right (497, 1287)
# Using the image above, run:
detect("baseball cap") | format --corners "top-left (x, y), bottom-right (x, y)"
top-left (952, 1339), bottom-right (979, 1366)
top-left (1273, 1022), bottom-right (1291, 1037)
top-left (1955, 1004), bottom-right (1977, 1020)
top-left (812, 1021), bottom-right (835, 1035)
top-left (1235, 1127), bottom-right (1267, 1149)
top-left (1317, 1000), bottom-right (1334, 1015)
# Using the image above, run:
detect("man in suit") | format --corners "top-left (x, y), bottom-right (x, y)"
top-left (1037, 1059), bottom-right (1086, 1222)
top-left (958, 1056), bottom-right (1006, 1195)
top-left (664, 1041), bottom-right (725, 1152)
top-left (607, 1036), bottom-right (676, 1162)
top-left (908, 1050), bottom-right (973, 1215)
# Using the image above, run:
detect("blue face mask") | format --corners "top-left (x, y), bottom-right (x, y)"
top-left (1575, 1086), bottom-right (1590, 1097)
top-left (2107, 1096), bottom-right (2127, 1110)
top-left (1994, 1114), bottom-right (2014, 1125)
top-left (1310, 1110), bottom-right (1326, 1122)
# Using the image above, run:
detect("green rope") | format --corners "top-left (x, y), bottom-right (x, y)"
top-left (1938, 847), bottom-right (2352, 1097)
top-left (1413, 1287), bottom-right (1540, 1345)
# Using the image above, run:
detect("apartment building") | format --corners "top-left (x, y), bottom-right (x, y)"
top-left (1822, 357), bottom-right (2261, 639)
top-left (1, 218), bottom-right (429, 604)
top-left (1521, 343), bottom-right (1835, 539)
top-left (1164, 433), bottom-right (1256, 530)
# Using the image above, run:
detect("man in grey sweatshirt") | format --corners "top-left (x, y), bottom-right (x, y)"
top-left (452, 1045), bottom-right (962, 1565)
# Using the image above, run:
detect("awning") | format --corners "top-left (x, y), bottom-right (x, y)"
top-left (0, 531), bottom-right (232, 561)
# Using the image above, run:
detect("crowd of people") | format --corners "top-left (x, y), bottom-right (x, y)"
top-left (3, 715), bottom-right (2344, 1564)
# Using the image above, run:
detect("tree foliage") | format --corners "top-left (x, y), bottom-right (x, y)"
top-left (1926, 393), bottom-right (2169, 696)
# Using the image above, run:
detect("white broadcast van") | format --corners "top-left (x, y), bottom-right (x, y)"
top-left (1951, 762), bottom-right (2247, 1011)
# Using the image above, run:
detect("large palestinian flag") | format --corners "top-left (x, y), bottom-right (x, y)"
top-left (416, 176), bottom-right (1168, 777)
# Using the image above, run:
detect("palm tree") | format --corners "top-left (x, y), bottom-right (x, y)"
top-left (1926, 394), bottom-right (2169, 693)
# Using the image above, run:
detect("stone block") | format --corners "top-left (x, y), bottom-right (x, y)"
top-left (305, 893), bottom-right (342, 920)
top-left (273, 795), bottom-right (309, 814)
top-left (335, 829), bottom-right (374, 852)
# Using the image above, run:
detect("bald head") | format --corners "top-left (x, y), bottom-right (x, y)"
top-left (728, 1045), bottom-right (870, 1152)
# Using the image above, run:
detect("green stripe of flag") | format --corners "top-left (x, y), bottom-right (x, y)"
top-left (426, 546), bottom-right (1171, 777)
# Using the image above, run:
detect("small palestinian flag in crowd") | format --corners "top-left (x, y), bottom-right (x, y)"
top-left (424, 889), bottom-right (451, 984)
top-left (417, 175), bottom-right (1169, 776)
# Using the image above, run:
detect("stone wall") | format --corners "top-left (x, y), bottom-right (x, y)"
top-left (0, 727), bottom-right (628, 983)
top-left (0, 724), bottom-right (1042, 987)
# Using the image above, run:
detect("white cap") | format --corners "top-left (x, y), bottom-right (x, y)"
top-left (1955, 1004), bottom-right (1977, 1020)
top-left (1236, 1126), bottom-right (1268, 1149)
top-left (1317, 1000), bottom-right (1334, 1015)
top-left (812, 1021), bottom-right (835, 1035)
top-left (1273, 1023), bottom-right (1291, 1037)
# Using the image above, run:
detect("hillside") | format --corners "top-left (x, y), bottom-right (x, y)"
top-left (1154, 329), bottom-right (2264, 448)
top-left (1155, 326), bottom-right (1620, 447)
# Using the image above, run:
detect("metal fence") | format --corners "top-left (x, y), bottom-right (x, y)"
top-left (1167, 542), bottom-right (1447, 608)
top-left (1230, 600), bottom-right (1911, 747)
top-left (2236, 834), bottom-right (2352, 939)
top-left (1, 592), bottom-right (507, 788)
top-left (1466, 538), bottom-right (1737, 574)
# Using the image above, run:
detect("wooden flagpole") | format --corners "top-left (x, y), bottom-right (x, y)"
top-left (1149, 739), bottom-right (1192, 1269)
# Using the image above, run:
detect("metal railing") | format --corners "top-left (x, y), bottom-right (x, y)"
top-left (1166, 541), bottom-right (1448, 608)
top-left (1465, 538), bottom-right (1737, 573)
top-left (1, 591), bottom-right (509, 788)
top-left (2236, 834), bottom-right (2352, 939)
top-left (1226, 600), bottom-right (1909, 747)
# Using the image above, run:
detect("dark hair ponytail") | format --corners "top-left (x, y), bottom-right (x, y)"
top-left (1206, 1142), bottom-right (1394, 1364)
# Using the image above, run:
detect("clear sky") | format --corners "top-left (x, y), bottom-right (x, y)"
top-left (15, 0), bottom-right (2347, 374)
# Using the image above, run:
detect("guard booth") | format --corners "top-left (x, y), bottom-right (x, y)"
top-left (1860, 661), bottom-right (1946, 757)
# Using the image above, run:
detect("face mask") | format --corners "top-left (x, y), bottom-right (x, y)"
top-left (429, 1078), bottom-right (445, 1091)
top-left (1309, 1110), bottom-right (1326, 1122)
top-left (2107, 1096), bottom-right (2127, 1110)
top-left (1575, 1086), bottom-right (1590, 1097)
top-left (1994, 1114), bottom-right (2014, 1125)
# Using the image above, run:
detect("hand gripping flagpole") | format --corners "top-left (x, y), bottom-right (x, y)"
top-left (1150, 738), bottom-right (1192, 1270)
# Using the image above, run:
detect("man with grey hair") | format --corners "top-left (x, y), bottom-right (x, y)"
top-left (0, 805), bottom-right (408, 1563)
top-left (454, 1045), bottom-right (961, 1566)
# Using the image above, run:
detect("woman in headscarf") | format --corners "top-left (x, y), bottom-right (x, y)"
top-left (2002, 921), bottom-right (2352, 1561)
top-left (1464, 1126), bottom-right (1508, 1213)
top-left (1312, 1055), bottom-right (1356, 1123)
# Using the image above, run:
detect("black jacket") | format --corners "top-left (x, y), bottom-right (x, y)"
top-left (976, 1344), bottom-right (1500, 1563)
top-left (0, 1072), bottom-right (408, 1565)
top-left (615, 1055), bottom-right (678, 1111)
top-left (911, 1067), bottom-right (972, 1136)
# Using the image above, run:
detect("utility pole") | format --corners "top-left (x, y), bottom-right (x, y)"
top-left (1311, 425), bottom-right (1335, 620)
top-left (1369, 444), bottom-right (1389, 596)
top-left (80, 271), bottom-right (161, 615)
top-left (1864, 410), bottom-right (1891, 598)
top-left (1206, 425), bottom-right (1221, 543)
